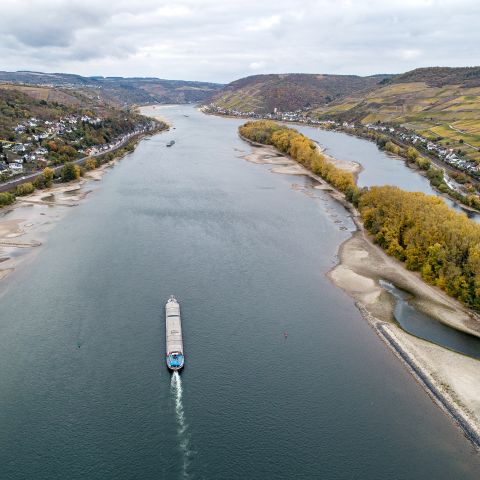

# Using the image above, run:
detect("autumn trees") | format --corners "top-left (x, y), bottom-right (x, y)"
top-left (359, 186), bottom-right (480, 308)
top-left (42, 167), bottom-right (55, 187)
top-left (239, 120), bottom-right (480, 310)
top-left (239, 120), bottom-right (358, 196)
top-left (85, 158), bottom-right (97, 170)
top-left (61, 162), bottom-right (81, 182)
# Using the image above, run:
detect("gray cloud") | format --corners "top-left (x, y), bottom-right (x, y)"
top-left (0, 0), bottom-right (479, 82)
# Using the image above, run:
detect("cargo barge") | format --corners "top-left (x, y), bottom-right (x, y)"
top-left (165, 295), bottom-right (184, 371)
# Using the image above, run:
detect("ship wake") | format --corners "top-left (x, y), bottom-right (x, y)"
top-left (171, 371), bottom-right (194, 478)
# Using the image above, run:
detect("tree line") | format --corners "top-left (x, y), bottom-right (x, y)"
top-left (360, 186), bottom-right (480, 309)
top-left (239, 120), bottom-right (358, 196)
top-left (239, 120), bottom-right (480, 310)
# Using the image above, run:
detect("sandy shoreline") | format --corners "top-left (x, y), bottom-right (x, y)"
top-left (239, 135), bottom-right (480, 449)
top-left (0, 123), bottom-right (162, 290)
top-left (208, 110), bottom-right (480, 215)
top-left (0, 152), bottom-right (128, 291)
top-left (138, 105), bottom-right (175, 126)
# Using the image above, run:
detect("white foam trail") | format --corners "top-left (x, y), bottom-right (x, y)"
top-left (171, 371), bottom-right (193, 478)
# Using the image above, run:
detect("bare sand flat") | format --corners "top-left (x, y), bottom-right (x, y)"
top-left (329, 264), bottom-right (382, 305)
top-left (270, 164), bottom-right (308, 175)
top-left (84, 169), bottom-right (105, 181)
top-left (84, 158), bottom-right (119, 181)
top-left (241, 145), bottom-right (293, 165)
top-left (0, 268), bottom-right (14, 280)
top-left (0, 189), bottom-right (73, 286)
top-left (379, 323), bottom-right (480, 444)
top-left (332, 231), bottom-right (480, 337)
top-left (138, 105), bottom-right (173, 126)
top-left (0, 219), bottom-right (24, 239)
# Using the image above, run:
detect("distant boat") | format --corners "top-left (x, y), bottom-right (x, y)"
top-left (184, 114), bottom-right (189, 117)
top-left (166, 140), bottom-right (175, 147)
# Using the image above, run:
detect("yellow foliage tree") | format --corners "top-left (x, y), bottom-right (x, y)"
top-left (359, 186), bottom-right (480, 308)
top-left (240, 121), bottom-right (357, 196)
top-left (85, 158), bottom-right (97, 170)
top-left (43, 167), bottom-right (54, 187)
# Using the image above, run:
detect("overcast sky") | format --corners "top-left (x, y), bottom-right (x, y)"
top-left (1, 0), bottom-right (479, 83)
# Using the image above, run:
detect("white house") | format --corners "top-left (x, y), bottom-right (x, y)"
top-left (9, 162), bottom-right (23, 173)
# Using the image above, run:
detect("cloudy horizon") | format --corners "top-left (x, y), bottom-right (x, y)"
top-left (1, 0), bottom-right (479, 83)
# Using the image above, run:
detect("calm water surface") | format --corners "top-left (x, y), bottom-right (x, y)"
top-left (381, 281), bottom-right (480, 360)
top-left (1, 105), bottom-right (479, 479)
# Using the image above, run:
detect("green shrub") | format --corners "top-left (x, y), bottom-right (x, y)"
top-left (415, 157), bottom-right (431, 170)
top-left (406, 146), bottom-right (420, 163)
top-left (0, 192), bottom-right (15, 206)
top-left (43, 167), bottom-right (55, 187)
top-left (61, 162), bottom-right (81, 182)
top-left (384, 141), bottom-right (402, 155)
top-left (15, 182), bottom-right (35, 196)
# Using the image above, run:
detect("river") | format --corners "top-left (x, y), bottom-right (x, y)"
top-left (1, 105), bottom-right (479, 479)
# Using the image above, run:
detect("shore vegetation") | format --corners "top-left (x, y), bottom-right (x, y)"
top-left (359, 186), bottom-right (480, 309)
top-left (240, 120), bottom-right (480, 310)
top-left (0, 191), bottom-right (14, 206)
top-left (15, 182), bottom-right (35, 196)
top-left (239, 120), bottom-right (358, 195)
top-left (61, 162), bottom-right (81, 182)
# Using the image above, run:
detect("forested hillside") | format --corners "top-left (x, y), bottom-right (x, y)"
top-left (0, 84), bottom-right (162, 183)
top-left (208, 73), bottom-right (390, 113)
top-left (389, 66), bottom-right (480, 87)
top-left (0, 71), bottom-right (223, 106)
top-left (0, 88), bottom-right (75, 138)
top-left (0, 86), bottom-right (150, 140)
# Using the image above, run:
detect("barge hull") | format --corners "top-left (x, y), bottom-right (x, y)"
top-left (165, 296), bottom-right (184, 370)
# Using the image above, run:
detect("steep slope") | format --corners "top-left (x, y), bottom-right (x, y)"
top-left (312, 67), bottom-right (480, 162)
top-left (0, 71), bottom-right (223, 106)
top-left (390, 66), bottom-right (480, 87)
top-left (0, 84), bottom-right (161, 183)
top-left (0, 84), bottom-right (152, 140)
top-left (207, 73), bottom-right (391, 113)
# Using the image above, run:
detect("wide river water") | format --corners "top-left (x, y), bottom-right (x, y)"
top-left (1, 105), bottom-right (479, 479)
